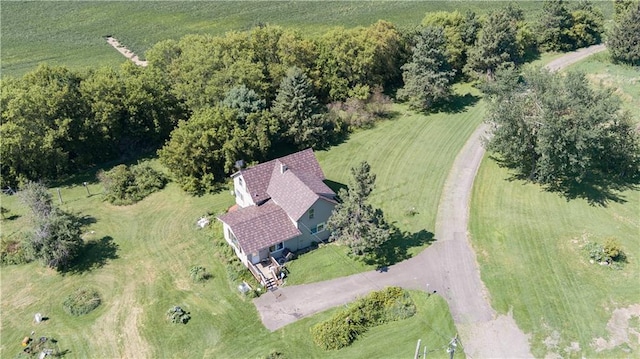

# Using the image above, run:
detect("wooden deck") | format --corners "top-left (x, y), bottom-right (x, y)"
top-left (247, 256), bottom-right (285, 290)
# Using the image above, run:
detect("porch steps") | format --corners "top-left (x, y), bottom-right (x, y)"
top-left (264, 277), bottom-right (277, 291)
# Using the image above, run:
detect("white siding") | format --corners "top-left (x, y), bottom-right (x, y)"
top-left (233, 174), bottom-right (254, 208)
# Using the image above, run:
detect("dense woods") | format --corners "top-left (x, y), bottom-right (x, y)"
top-left (1, 2), bottom-right (623, 194)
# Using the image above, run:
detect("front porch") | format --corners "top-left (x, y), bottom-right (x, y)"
top-left (247, 255), bottom-right (290, 290)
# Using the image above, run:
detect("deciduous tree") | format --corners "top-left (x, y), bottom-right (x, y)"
top-left (484, 68), bottom-right (640, 200)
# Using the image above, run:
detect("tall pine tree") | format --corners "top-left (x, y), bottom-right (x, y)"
top-left (608, 1), bottom-right (640, 66)
top-left (272, 67), bottom-right (333, 149)
top-left (398, 26), bottom-right (455, 111)
top-left (327, 162), bottom-right (391, 256)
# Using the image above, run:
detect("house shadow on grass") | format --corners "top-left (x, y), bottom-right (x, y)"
top-left (365, 228), bottom-right (435, 270)
top-left (63, 236), bottom-right (118, 274)
top-left (324, 179), bottom-right (347, 195)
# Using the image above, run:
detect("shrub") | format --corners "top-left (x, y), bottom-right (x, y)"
top-left (584, 238), bottom-right (626, 269)
top-left (327, 88), bottom-right (392, 130)
top-left (604, 238), bottom-right (624, 262)
top-left (97, 163), bottom-right (167, 205)
top-left (311, 287), bottom-right (416, 350)
top-left (189, 265), bottom-right (212, 283)
top-left (63, 288), bottom-right (101, 316)
top-left (167, 305), bottom-right (190, 324)
top-left (0, 236), bottom-right (30, 265)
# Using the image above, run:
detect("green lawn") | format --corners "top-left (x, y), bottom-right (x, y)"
top-left (0, 178), bottom-right (460, 358)
top-left (286, 84), bottom-right (484, 284)
top-left (1, 1), bottom-right (613, 77)
top-left (469, 59), bottom-right (640, 357)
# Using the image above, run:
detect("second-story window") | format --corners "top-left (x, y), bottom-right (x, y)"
top-left (308, 208), bottom-right (315, 219)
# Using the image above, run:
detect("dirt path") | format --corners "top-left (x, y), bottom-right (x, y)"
top-left (105, 36), bottom-right (148, 67)
top-left (254, 45), bottom-right (607, 357)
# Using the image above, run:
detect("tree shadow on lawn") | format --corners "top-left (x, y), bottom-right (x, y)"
top-left (493, 155), bottom-right (639, 207)
top-left (365, 228), bottom-right (435, 270)
top-left (429, 92), bottom-right (481, 114)
top-left (63, 236), bottom-right (119, 274)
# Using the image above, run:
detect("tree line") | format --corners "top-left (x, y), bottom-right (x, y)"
top-left (2, 1), bottom-right (630, 194)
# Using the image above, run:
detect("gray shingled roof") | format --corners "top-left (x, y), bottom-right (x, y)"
top-left (217, 200), bottom-right (301, 254)
top-left (267, 161), bottom-right (336, 220)
top-left (220, 148), bottom-right (335, 253)
top-left (232, 148), bottom-right (326, 204)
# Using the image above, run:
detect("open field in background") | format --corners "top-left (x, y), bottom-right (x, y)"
top-left (469, 58), bottom-right (640, 357)
top-left (1, 1), bottom-right (613, 77)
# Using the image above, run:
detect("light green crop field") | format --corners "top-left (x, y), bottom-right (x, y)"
top-left (469, 59), bottom-right (640, 357)
top-left (1, 1), bottom-right (613, 77)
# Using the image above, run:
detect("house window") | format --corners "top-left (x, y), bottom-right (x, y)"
top-left (310, 222), bottom-right (325, 235)
top-left (308, 208), bottom-right (315, 219)
top-left (227, 228), bottom-right (241, 253)
top-left (238, 177), bottom-right (244, 187)
top-left (235, 189), bottom-right (243, 202)
top-left (269, 242), bottom-right (284, 253)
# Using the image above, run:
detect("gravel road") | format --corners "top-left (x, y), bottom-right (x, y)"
top-left (253, 44), bottom-right (607, 358)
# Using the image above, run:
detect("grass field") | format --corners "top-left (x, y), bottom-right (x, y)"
top-left (1, 1), bottom-right (613, 77)
top-left (286, 84), bottom-right (484, 284)
top-left (469, 59), bottom-right (640, 357)
top-left (0, 87), bottom-right (480, 357)
top-left (0, 178), bottom-right (461, 358)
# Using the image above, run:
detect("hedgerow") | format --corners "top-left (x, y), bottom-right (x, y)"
top-left (311, 286), bottom-right (416, 350)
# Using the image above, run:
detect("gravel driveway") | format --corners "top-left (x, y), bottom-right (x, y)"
top-left (253, 44), bottom-right (607, 358)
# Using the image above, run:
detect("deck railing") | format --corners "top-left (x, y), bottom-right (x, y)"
top-left (247, 261), bottom-right (266, 286)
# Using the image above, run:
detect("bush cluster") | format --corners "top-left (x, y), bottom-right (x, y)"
top-left (98, 163), bottom-right (167, 205)
top-left (62, 288), bottom-right (101, 316)
top-left (0, 236), bottom-right (30, 265)
top-left (584, 238), bottom-right (626, 270)
top-left (327, 88), bottom-right (393, 129)
top-left (311, 287), bottom-right (416, 350)
top-left (167, 305), bottom-right (190, 324)
top-left (189, 265), bottom-right (212, 283)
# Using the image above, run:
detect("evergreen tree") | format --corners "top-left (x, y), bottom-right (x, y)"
top-left (537, 0), bottom-right (574, 51)
top-left (272, 67), bottom-right (333, 149)
top-left (327, 162), bottom-right (391, 256)
top-left (465, 8), bottom-right (520, 79)
top-left (608, 2), bottom-right (640, 66)
top-left (398, 26), bottom-right (455, 111)
top-left (222, 85), bottom-right (266, 121)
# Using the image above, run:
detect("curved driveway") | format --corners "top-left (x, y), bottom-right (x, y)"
top-left (253, 44), bottom-right (606, 358)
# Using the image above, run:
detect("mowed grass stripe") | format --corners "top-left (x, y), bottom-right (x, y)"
top-left (470, 157), bottom-right (639, 357)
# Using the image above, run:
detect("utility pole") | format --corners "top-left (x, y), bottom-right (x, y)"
top-left (57, 188), bottom-right (63, 204)
top-left (447, 334), bottom-right (458, 359)
top-left (414, 339), bottom-right (421, 359)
